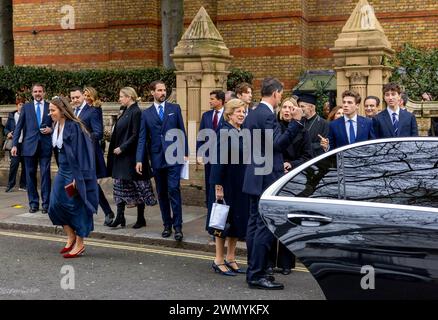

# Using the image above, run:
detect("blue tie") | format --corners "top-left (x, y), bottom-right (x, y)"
top-left (348, 119), bottom-right (356, 144)
top-left (75, 107), bottom-right (80, 117)
top-left (392, 112), bottom-right (399, 136)
top-left (158, 105), bottom-right (164, 121)
top-left (36, 101), bottom-right (41, 126)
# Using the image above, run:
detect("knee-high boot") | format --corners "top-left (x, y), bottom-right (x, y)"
top-left (109, 202), bottom-right (126, 228)
top-left (132, 203), bottom-right (146, 229)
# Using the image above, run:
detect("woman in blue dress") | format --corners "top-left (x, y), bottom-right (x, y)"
top-left (209, 98), bottom-right (249, 276)
top-left (48, 96), bottom-right (98, 258)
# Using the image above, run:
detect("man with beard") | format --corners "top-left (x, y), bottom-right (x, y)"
top-left (136, 80), bottom-right (188, 241)
top-left (11, 84), bottom-right (53, 214)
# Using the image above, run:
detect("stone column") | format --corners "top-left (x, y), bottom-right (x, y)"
top-left (330, 0), bottom-right (394, 115)
top-left (171, 7), bottom-right (232, 161)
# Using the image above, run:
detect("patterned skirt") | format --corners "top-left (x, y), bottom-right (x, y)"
top-left (113, 179), bottom-right (157, 207)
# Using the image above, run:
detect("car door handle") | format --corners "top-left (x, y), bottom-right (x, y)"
top-left (287, 213), bottom-right (332, 226)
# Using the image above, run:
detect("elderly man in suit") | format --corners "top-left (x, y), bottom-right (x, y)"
top-left (11, 84), bottom-right (53, 213)
top-left (327, 90), bottom-right (375, 150)
top-left (373, 83), bottom-right (418, 138)
top-left (136, 80), bottom-right (188, 241)
top-left (196, 90), bottom-right (225, 230)
top-left (243, 77), bottom-right (304, 290)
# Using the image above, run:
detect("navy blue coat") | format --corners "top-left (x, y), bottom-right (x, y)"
top-left (62, 120), bottom-right (98, 216)
top-left (209, 121), bottom-right (249, 238)
top-left (12, 101), bottom-right (53, 157)
top-left (328, 115), bottom-right (375, 150)
top-left (196, 109), bottom-right (224, 157)
top-left (373, 108), bottom-right (418, 138)
top-left (136, 102), bottom-right (188, 170)
top-left (242, 102), bottom-right (302, 196)
top-left (77, 104), bottom-right (107, 179)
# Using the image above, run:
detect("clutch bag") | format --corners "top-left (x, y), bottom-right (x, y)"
top-left (64, 182), bottom-right (78, 198)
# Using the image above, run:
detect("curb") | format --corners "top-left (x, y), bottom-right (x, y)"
top-left (0, 222), bottom-right (249, 256)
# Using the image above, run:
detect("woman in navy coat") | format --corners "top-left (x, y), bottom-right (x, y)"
top-left (48, 96), bottom-right (98, 258)
top-left (209, 98), bottom-right (249, 276)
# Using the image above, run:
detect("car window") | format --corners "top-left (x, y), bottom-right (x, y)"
top-left (278, 155), bottom-right (341, 198)
top-left (342, 141), bottom-right (438, 207)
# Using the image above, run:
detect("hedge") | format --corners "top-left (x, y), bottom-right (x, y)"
top-left (0, 66), bottom-right (253, 104)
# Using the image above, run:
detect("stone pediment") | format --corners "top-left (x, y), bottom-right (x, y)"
top-left (181, 6), bottom-right (223, 41)
top-left (172, 6), bottom-right (231, 59)
top-left (334, 0), bottom-right (391, 48)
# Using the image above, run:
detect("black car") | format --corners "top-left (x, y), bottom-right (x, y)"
top-left (259, 137), bottom-right (438, 300)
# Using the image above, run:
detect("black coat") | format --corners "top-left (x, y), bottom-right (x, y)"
top-left (278, 117), bottom-right (313, 169)
top-left (107, 103), bottom-right (152, 180)
top-left (209, 121), bottom-right (249, 239)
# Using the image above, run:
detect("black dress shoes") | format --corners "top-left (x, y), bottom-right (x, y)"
top-left (103, 213), bottom-right (114, 226)
top-left (248, 278), bottom-right (284, 290)
top-left (5, 186), bottom-right (13, 193)
top-left (174, 228), bottom-right (183, 241)
top-left (41, 208), bottom-right (48, 214)
top-left (162, 226), bottom-right (172, 238)
top-left (281, 268), bottom-right (292, 275)
top-left (29, 207), bottom-right (38, 213)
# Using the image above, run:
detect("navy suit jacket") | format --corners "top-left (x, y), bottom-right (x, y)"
top-left (328, 115), bottom-right (375, 150)
top-left (12, 101), bottom-right (53, 157)
top-left (77, 104), bottom-right (107, 178)
top-left (242, 102), bottom-right (301, 196)
top-left (136, 102), bottom-right (188, 170)
top-left (196, 109), bottom-right (224, 157)
top-left (373, 108), bottom-right (418, 138)
top-left (62, 120), bottom-right (98, 216)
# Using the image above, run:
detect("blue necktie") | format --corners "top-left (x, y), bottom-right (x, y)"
top-left (36, 101), bottom-right (41, 126)
top-left (158, 105), bottom-right (164, 121)
top-left (348, 119), bottom-right (356, 144)
top-left (75, 107), bottom-right (80, 117)
top-left (392, 112), bottom-right (399, 136)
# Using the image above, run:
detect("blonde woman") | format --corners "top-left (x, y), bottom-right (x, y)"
top-left (209, 98), bottom-right (249, 276)
top-left (107, 87), bottom-right (156, 228)
top-left (77, 86), bottom-right (115, 226)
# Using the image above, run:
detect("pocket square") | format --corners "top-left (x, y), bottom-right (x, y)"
top-left (168, 113), bottom-right (175, 116)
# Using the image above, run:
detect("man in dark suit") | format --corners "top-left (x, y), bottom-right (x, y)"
top-left (196, 90), bottom-right (225, 230)
top-left (373, 83), bottom-right (418, 138)
top-left (136, 80), bottom-right (188, 241)
top-left (327, 90), bottom-right (375, 150)
top-left (70, 87), bottom-right (115, 226)
top-left (11, 84), bottom-right (53, 213)
top-left (236, 82), bottom-right (254, 115)
top-left (297, 93), bottom-right (329, 158)
top-left (243, 77), bottom-right (303, 290)
top-left (4, 97), bottom-right (27, 192)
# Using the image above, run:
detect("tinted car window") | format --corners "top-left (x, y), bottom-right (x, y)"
top-left (278, 155), bottom-right (340, 198)
top-left (342, 141), bottom-right (438, 207)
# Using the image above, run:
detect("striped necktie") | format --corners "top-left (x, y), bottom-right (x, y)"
top-left (392, 112), bottom-right (399, 136)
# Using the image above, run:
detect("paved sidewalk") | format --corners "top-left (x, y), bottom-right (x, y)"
top-left (0, 182), bottom-right (247, 255)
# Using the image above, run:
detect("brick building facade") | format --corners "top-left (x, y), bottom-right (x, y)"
top-left (12, 0), bottom-right (438, 93)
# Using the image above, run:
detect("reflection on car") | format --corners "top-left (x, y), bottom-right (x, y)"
top-left (260, 137), bottom-right (438, 300)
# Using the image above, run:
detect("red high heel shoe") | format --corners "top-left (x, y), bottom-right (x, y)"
top-left (60, 239), bottom-right (76, 254)
top-left (63, 246), bottom-right (85, 259)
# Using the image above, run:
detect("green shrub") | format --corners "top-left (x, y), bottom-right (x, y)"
top-left (0, 66), bottom-right (176, 104)
top-left (0, 66), bottom-right (253, 104)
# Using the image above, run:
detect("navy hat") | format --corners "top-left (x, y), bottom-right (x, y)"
top-left (297, 93), bottom-right (317, 106)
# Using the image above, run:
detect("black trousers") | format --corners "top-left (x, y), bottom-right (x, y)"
top-left (268, 240), bottom-right (296, 270)
top-left (7, 144), bottom-right (26, 189)
top-left (246, 195), bottom-right (275, 282)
